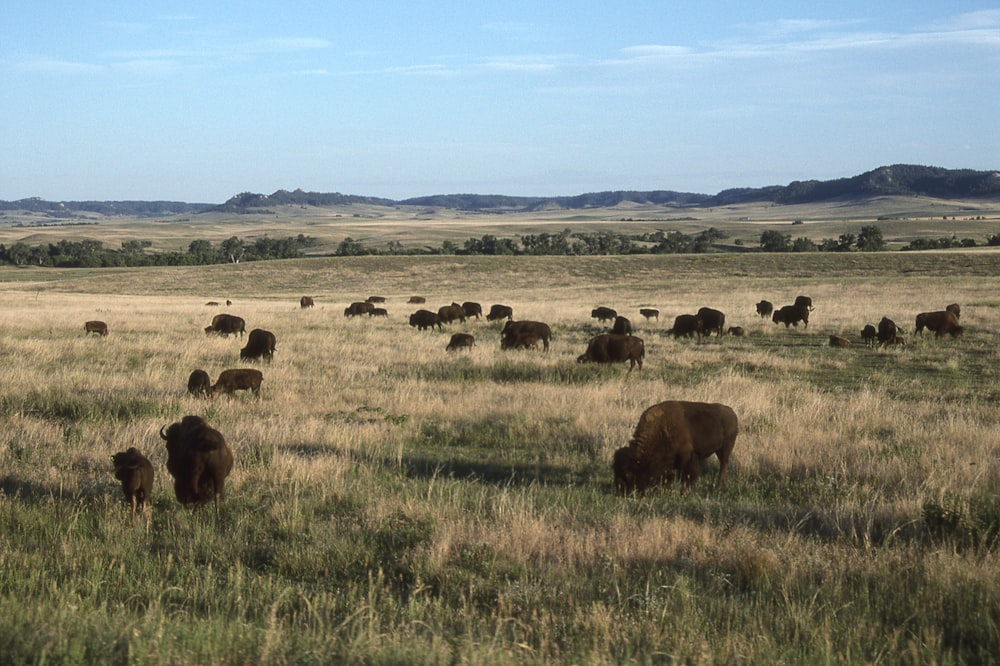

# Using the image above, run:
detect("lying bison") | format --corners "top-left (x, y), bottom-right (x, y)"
top-left (409, 309), bottom-right (442, 331)
top-left (112, 447), bottom-right (154, 515)
top-left (344, 301), bottom-right (374, 317)
top-left (300, 296), bottom-right (314, 309)
top-left (915, 310), bottom-right (963, 338)
top-left (240, 328), bottom-right (276, 363)
top-left (728, 326), bottom-right (745, 337)
top-left (591, 306), bottom-right (617, 323)
top-left (772, 304), bottom-right (809, 329)
top-left (366, 296), bottom-right (386, 304)
top-left (85, 320), bottom-right (109, 337)
top-left (501, 320), bottom-right (552, 351)
top-left (756, 300), bottom-right (774, 318)
top-left (829, 335), bottom-right (851, 347)
top-left (160, 415), bottom-right (233, 511)
top-left (613, 401), bottom-right (738, 495)
top-left (486, 304), bottom-right (514, 321)
top-left (639, 308), bottom-right (659, 321)
top-left (446, 333), bottom-right (476, 351)
top-left (205, 314), bottom-right (246, 337)
top-left (187, 369), bottom-right (212, 397)
top-left (697, 307), bottom-right (726, 337)
top-left (611, 315), bottom-right (633, 336)
top-left (408, 296), bottom-right (426, 304)
top-left (210, 368), bottom-right (263, 399)
top-left (577, 334), bottom-right (644, 371)
top-left (670, 314), bottom-right (703, 339)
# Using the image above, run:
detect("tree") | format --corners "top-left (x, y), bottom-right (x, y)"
top-left (856, 225), bottom-right (886, 252)
top-left (220, 236), bottom-right (244, 263)
top-left (836, 233), bottom-right (856, 252)
top-left (791, 237), bottom-right (817, 252)
top-left (759, 230), bottom-right (792, 252)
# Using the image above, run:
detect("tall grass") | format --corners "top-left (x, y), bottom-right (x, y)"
top-left (0, 254), bottom-right (997, 664)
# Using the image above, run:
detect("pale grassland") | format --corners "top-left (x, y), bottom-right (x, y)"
top-left (0, 253), bottom-right (998, 664)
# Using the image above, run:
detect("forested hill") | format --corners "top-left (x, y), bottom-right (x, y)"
top-left (3, 165), bottom-right (998, 216)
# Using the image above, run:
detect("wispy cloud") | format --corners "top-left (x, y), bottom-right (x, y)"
top-left (14, 57), bottom-right (103, 75)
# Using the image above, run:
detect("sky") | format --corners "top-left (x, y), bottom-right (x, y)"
top-left (2, 1), bottom-right (999, 203)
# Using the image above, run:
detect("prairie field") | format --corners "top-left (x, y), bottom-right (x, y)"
top-left (1, 252), bottom-right (998, 664)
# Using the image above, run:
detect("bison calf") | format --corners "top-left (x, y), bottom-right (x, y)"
top-left (446, 333), bottom-right (476, 351)
top-left (85, 320), bottom-right (108, 336)
top-left (829, 335), bottom-right (851, 347)
top-left (861, 325), bottom-right (877, 347)
top-left (112, 447), bottom-right (154, 515)
top-left (728, 326), bottom-right (745, 337)
top-left (187, 369), bottom-right (212, 397)
top-left (300, 296), bottom-right (315, 308)
top-left (160, 415), bottom-right (233, 511)
top-left (639, 308), bottom-right (659, 321)
top-left (210, 368), bottom-right (263, 398)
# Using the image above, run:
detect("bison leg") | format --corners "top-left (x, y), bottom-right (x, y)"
top-left (714, 435), bottom-right (738, 489)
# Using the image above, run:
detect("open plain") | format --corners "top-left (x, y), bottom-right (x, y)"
top-left (1, 203), bottom-right (999, 663)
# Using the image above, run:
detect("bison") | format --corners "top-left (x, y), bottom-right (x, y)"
top-left (611, 315), bottom-right (633, 336)
top-left (794, 295), bottom-right (814, 311)
top-left (946, 303), bottom-right (961, 319)
top-left (577, 334), bottom-right (644, 371)
top-left (205, 314), bottom-right (246, 337)
top-left (85, 320), bottom-right (108, 336)
top-left (772, 304), bottom-right (809, 329)
top-left (461, 302), bottom-right (483, 320)
top-left (407, 296), bottom-right (426, 304)
top-left (446, 333), bottom-right (476, 351)
top-left (160, 415), bottom-right (233, 511)
top-left (240, 328), bottom-right (276, 363)
top-left (728, 326), bottom-right (745, 337)
top-left (409, 309), bottom-right (442, 331)
top-left (438, 304), bottom-right (466, 324)
top-left (112, 447), bottom-right (154, 515)
top-left (210, 368), bottom-right (263, 398)
top-left (915, 310), bottom-right (963, 338)
top-left (877, 317), bottom-right (905, 346)
top-left (300, 296), bottom-right (314, 309)
top-left (187, 369), bottom-right (212, 397)
top-left (501, 320), bottom-right (552, 351)
top-left (639, 308), bottom-right (659, 321)
top-left (344, 301), bottom-right (374, 317)
top-left (486, 304), bottom-right (514, 322)
top-left (756, 300), bottom-right (774, 318)
top-left (371, 307), bottom-right (388, 318)
top-left (829, 335), bottom-right (851, 347)
top-left (697, 307), bottom-right (726, 337)
top-left (366, 296), bottom-right (386, 303)
top-left (860, 325), bottom-right (878, 347)
top-left (670, 314), bottom-right (703, 339)
top-left (591, 306), bottom-right (617, 323)
top-left (613, 401), bottom-right (739, 495)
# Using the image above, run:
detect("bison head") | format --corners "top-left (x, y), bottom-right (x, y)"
top-left (612, 447), bottom-right (646, 496)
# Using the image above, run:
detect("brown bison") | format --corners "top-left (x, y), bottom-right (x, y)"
top-left (210, 368), bottom-right (263, 398)
top-left (112, 447), bottom-right (154, 515)
top-left (915, 310), bottom-right (963, 338)
top-left (611, 315), bottom-right (633, 335)
top-left (300, 296), bottom-right (314, 308)
top-left (756, 300), bottom-right (774, 318)
top-left (946, 303), bottom-right (961, 319)
top-left (577, 334), bottom-right (644, 371)
top-left (861, 325), bottom-right (877, 347)
top-left (407, 296), bottom-right (426, 304)
top-left (728, 326), bottom-right (745, 337)
top-left (446, 333), bottom-right (476, 351)
top-left (205, 301), bottom-right (220, 306)
top-left (794, 295), bottom-right (814, 311)
top-left (670, 314), bottom-right (703, 339)
top-left (240, 328), bottom-right (276, 363)
top-left (366, 296), bottom-right (386, 303)
top-left (829, 335), bottom-right (851, 347)
top-left (438, 304), bottom-right (466, 324)
top-left (460, 302), bottom-right (483, 319)
top-left (205, 314), bottom-right (246, 337)
top-left (501, 320), bottom-right (552, 351)
top-left (772, 304), bottom-right (809, 329)
top-left (697, 307), bottom-right (726, 337)
top-left (160, 415), bottom-right (234, 511)
top-left (639, 308), bottom-right (659, 321)
top-left (187, 369), bottom-right (212, 397)
top-left (344, 301), bottom-right (374, 317)
top-left (409, 309), bottom-right (442, 331)
top-left (877, 317), bottom-right (905, 346)
top-left (85, 320), bottom-right (108, 336)
top-left (371, 307), bottom-right (388, 318)
top-left (613, 401), bottom-right (739, 495)
top-left (591, 306), bottom-right (617, 323)
top-left (486, 304), bottom-right (514, 321)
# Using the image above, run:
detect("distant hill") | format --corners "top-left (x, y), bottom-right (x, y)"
top-left (3, 165), bottom-right (998, 215)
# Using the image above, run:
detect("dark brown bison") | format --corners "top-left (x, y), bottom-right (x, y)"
top-left (794, 295), bottom-right (814, 311)
top-left (613, 401), bottom-right (739, 495)
top-left (501, 320), bottom-right (552, 351)
top-left (438, 304), bottom-right (466, 324)
top-left (160, 415), bottom-right (234, 511)
top-left (772, 305), bottom-right (809, 329)
top-left (460, 302), bottom-right (483, 319)
top-left (611, 315), bottom-right (633, 335)
top-left (371, 307), bottom-right (388, 318)
top-left (446, 333), bottom-right (476, 351)
top-left (756, 300), bottom-right (774, 318)
top-left (240, 329), bottom-right (276, 363)
top-left (112, 447), bottom-right (154, 515)
top-left (577, 334), bottom-right (644, 371)
top-left (861, 325), bottom-right (877, 347)
top-left (486, 304), bottom-right (514, 321)
top-left (84, 320), bottom-right (108, 336)
top-left (344, 301), bottom-right (374, 317)
top-left (591, 306), bottom-right (617, 323)
top-left (639, 308), bottom-right (659, 321)
top-left (829, 335), bottom-right (851, 347)
top-left (210, 368), bottom-right (263, 398)
top-left (205, 314), bottom-right (246, 337)
top-left (205, 301), bottom-right (220, 306)
top-left (366, 296), bottom-right (386, 303)
top-left (877, 317), bottom-right (905, 346)
top-left (915, 310), bottom-right (963, 338)
top-left (300, 296), bottom-right (314, 308)
top-left (728, 326), bottom-right (745, 337)
top-left (409, 309), bottom-right (442, 331)
top-left (187, 369), bottom-right (212, 397)
top-left (697, 307), bottom-right (726, 337)
top-left (670, 314), bottom-right (703, 339)
top-left (946, 303), bottom-right (961, 319)
top-left (407, 296), bottom-right (426, 304)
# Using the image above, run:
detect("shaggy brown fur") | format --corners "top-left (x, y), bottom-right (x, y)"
top-left (160, 415), bottom-right (234, 511)
top-left (112, 447), bottom-right (154, 515)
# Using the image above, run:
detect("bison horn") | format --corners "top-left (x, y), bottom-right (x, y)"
top-left (159, 426), bottom-right (168, 440)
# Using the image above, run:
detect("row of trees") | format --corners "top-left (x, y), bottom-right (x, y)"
top-left (758, 226), bottom-right (888, 252)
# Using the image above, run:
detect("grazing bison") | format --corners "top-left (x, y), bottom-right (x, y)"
top-left (187, 369), bottom-right (212, 397)
top-left (344, 301), bottom-right (374, 317)
top-left (946, 303), bottom-right (961, 319)
top-left (577, 334), bottom-right (645, 371)
top-left (613, 401), bottom-right (739, 495)
top-left (501, 320), bottom-right (552, 351)
top-left (829, 335), bottom-right (851, 347)
top-left (371, 307), bottom-right (388, 318)
top-left (877, 317), bottom-right (905, 346)
top-left (205, 314), bottom-right (246, 337)
top-left (446, 333), bottom-right (476, 351)
top-left (160, 415), bottom-right (233, 511)
top-left (861, 325), bottom-right (878, 347)
top-left (639, 308), bottom-right (659, 321)
top-left (486, 304), bottom-right (514, 322)
top-left (915, 310), bottom-right (963, 338)
top-left (240, 328), bottom-right (276, 363)
top-left (407, 296), bottom-right (426, 304)
top-left (366, 296), bottom-right (386, 303)
top-left (300, 296), bottom-right (315, 308)
top-left (670, 314), bottom-right (703, 339)
top-left (210, 368), bottom-right (263, 398)
top-left (794, 295), bottom-right (814, 311)
top-left (84, 320), bottom-right (108, 337)
top-left (591, 306), bottom-right (617, 323)
top-left (728, 326), bottom-right (745, 337)
top-left (697, 307), bottom-right (726, 337)
top-left (772, 305), bottom-right (809, 329)
top-left (756, 300), bottom-right (774, 318)
top-left (438, 304), bottom-right (466, 324)
top-left (112, 447), bottom-right (154, 515)
top-left (611, 315), bottom-right (633, 336)
top-left (409, 309), bottom-right (442, 331)
top-left (460, 301), bottom-right (483, 319)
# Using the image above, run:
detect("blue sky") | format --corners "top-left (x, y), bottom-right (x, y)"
top-left (2, 2), bottom-right (998, 202)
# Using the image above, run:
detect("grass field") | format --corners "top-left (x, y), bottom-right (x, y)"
top-left (0, 252), bottom-right (998, 664)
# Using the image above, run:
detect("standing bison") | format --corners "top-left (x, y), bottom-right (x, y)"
top-left (300, 296), bottom-right (314, 308)
top-left (344, 301), bottom-right (374, 317)
top-left (639, 308), bottom-right (659, 321)
top-left (670, 314), bottom-right (703, 339)
top-left (446, 333), bottom-right (476, 351)
top-left (240, 328), bottom-right (276, 363)
top-left (755, 300), bottom-right (774, 318)
top-left (877, 317), bottom-right (904, 346)
top-left (160, 415), bottom-right (234, 512)
top-left (946, 303), bottom-right (961, 319)
top-left (591, 306), bottom-right (617, 323)
top-left (85, 320), bottom-right (109, 336)
top-left (486, 304), bottom-right (514, 321)
top-left (501, 320), bottom-right (552, 351)
top-left (438, 304), bottom-right (466, 325)
top-left (112, 448), bottom-right (154, 515)
top-left (696, 307), bottom-right (726, 337)
top-left (794, 295), bottom-right (814, 311)
top-left (915, 310), bottom-right (963, 338)
top-left (772, 305), bottom-right (809, 329)
top-left (205, 314), bottom-right (246, 337)
top-left (613, 401), bottom-right (739, 495)
top-left (409, 309), bottom-right (443, 331)
top-left (611, 315), bottom-right (633, 336)
top-left (210, 368), bottom-right (263, 398)
top-left (860, 325), bottom-right (877, 347)
top-left (187, 369), bottom-right (212, 397)
top-left (577, 334), bottom-right (644, 371)
top-left (460, 302), bottom-right (483, 320)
